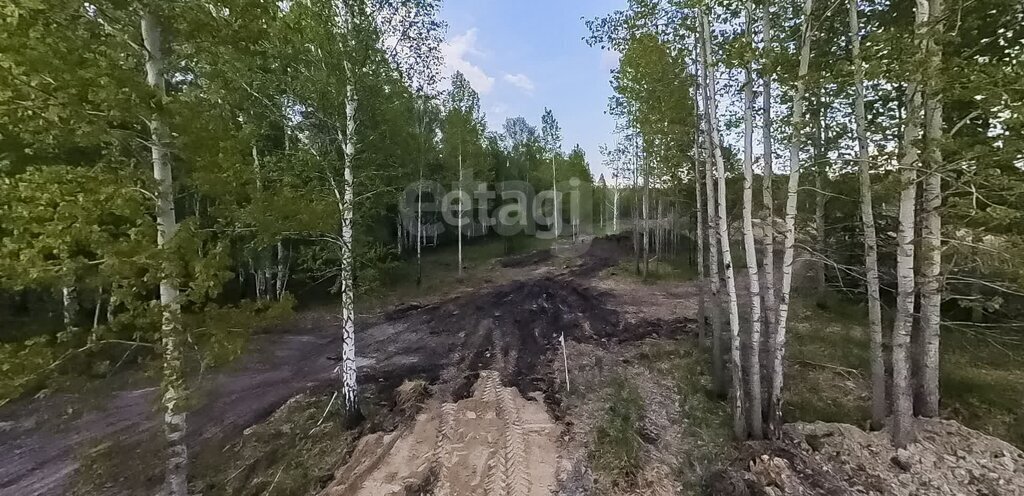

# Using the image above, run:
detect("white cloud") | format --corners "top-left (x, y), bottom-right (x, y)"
top-left (600, 50), bottom-right (620, 72)
top-left (441, 28), bottom-right (495, 94)
top-left (490, 103), bottom-right (508, 115)
top-left (503, 73), bottom-right (535, 93)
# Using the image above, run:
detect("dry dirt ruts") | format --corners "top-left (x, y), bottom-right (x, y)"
top-left (318, 370), bottom-right (559, 496)
top-left (709, 419), bottom-right (1024, 496)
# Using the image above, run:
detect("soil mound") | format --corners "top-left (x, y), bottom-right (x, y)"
top-left (573, 232), bottom-right (634, 276)
top-left (365, 275), bottom-right (690, 402)
top-left (318, 370), bottom-right (559, 496)
top-left (498, 249), bottom-right (554, 268)
top-left (709, 419), bottom-right (1024, 495)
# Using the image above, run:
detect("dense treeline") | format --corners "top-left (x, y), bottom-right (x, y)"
top-left (589, 0), bottom-right (1023, 447)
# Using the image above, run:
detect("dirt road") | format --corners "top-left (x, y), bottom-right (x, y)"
top-left (0, 234), bottom-right (678, 495)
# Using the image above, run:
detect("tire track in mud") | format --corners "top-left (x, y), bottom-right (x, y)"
top-left (322, 370), bottom-right (558, 496)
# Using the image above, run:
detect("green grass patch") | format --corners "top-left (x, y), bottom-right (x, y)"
top-left (608, 252), bottom-right (698, 284)
top-left (590, 375), bottom-right (646, 488)
top-left (377, 234), bottom-right (554, 305)
top-left (784, 296), bottom-right (1024, 447)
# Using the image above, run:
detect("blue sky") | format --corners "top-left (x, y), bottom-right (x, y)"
top-left (439, 0), bottom-right (625, 180)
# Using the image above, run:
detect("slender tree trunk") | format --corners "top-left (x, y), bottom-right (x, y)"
top-left (892, 0), bottom-right (930, 448)
top-left (700, 9), bottom-right (746, 440)
top-left (741, 0), bottom-right (764, 440)
top-left (336, 0), bottom-right (359, 415)
top-left (694, 86), bottom-right (707, 347)
top-left (551, 156), bottom-right (559, 236)
top-left (61, 285), bottom-right (79, 334)
top-left (458, 143), bottom-right (464, 277)
top-left (276, 241), bottom-right (289, 299)
top-left (698, 40), bottom-right (726, 398)
top-left (642, 158), bottom-right (650, 279)
top-left (760, 2), bottom-right (778, 420)
top-left (917, 0), bottom-right (944, 419)
top-left (633, 139), bottom-right (641, 275)
top-left (759, 11), bottom-right (778, 314)
top-left (848, 0), bottom-right (886, 431)
top-left (417, 172), bottom-right (423, 285)
top-left (613, 186), bottom-right (619, 233)
top-left (340, 92), bottom-right (358, 413)
top-left (812, 105), bottom-right (828, 297)
top-left (770, 0), bottom-right (814, 438)
top-left (92, 287), bottom-right (104, 330)
top-left (142, 10), bottom-right (188, 496)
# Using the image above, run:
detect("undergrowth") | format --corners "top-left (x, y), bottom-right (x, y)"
top-left (590, 375), bottom-right (646, 487)
top-left (786, 293), bottom-right (1024, 448)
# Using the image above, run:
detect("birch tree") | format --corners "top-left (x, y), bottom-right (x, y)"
top-left (542, 108), bottom-right (563, 236)
top-left (740, 0), bottom-right (764, 440)
top-left (770, 0), bottom-right (814, 437)
top-left (141, 8), bottom-right (189, 494)
top-left (760, 0), bottom-right (778, 372)
top-left (697, 37), bottom-right (727, 398)
top-left (848, 0), bottom-right (886, 431)
top-left (917, 0), bottom-right (944, 418)
top-left (699, 7), bottom-right (746, 440)
top-left (891, 0), bottom-right (931, 448)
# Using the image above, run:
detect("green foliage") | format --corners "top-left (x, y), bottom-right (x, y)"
top-left (590, 375), bottom-right (646, 488)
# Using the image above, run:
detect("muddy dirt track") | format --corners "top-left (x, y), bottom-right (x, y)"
top-left (0, 234), bottom-right (691, 495)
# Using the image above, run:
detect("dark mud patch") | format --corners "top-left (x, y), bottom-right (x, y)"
top-left (363, 274), bottom-right (694, 406)
top-left (498, 248), bottom-right (553, 268)
top-left (572, 232), bottom-right (635, 277)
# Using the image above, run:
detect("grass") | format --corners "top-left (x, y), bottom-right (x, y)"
top-left (578, 338), bottom-right (734, 494)
top-left (784, 294), bottom-right (1024, 447)
top-left (609, 252), bottom-right (699, 284)
top-left (590, 374), bottom-right (646, 487)
top-left (193, 393), bottom-right (357, 496)
top-left (375, 234), bottom-right (554, 306)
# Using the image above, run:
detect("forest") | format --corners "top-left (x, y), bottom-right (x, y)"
top-left (1, 0), bottom-right (1022, 495)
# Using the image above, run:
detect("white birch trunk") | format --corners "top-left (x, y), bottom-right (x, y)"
top-left (700, 9), bottom-right (746, 440)
top-left (892, 0), bottom-right (930, 448)
top-left (458, 144), bottom-right (464, 277)
top-left (61, 285), bottom-right (79, 334)
top-left (694, 75), bottom-right (707, 347)
top-left (612, 186), bottom-right (619, 233)
top-left (276, 241), bottom-right (289, 299)
top-left (551, 156), bottom-right (559, 236)
top-left (760, 0), bottom-right (778, 379)
top-left (697, 41), bottom-right (726, 396)
top-left (770, 0), bottom-right (814, 438)
top-left (917, 0), bottom-right (944, 419)
top-left (142, 10), bottom-right (188, 496)
top-left (337, 0), bottom-right (358, 414)
top-left (848, 0), bottom-right (886, 430)
top-left (642, 163), bottom-right (650, 279)
top-left (741, 0), bottom-right (764, 440)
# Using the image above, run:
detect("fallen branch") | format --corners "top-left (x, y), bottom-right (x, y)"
top-left (793, 359), bottom-right (862, 381)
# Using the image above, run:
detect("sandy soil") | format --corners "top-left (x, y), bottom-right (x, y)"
top-left (318, 370), bottom-right (560, 496)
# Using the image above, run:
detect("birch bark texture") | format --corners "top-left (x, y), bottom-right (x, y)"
top-left (693, 69), bottom-right (708, 347)
top-left (770, 0), bottom-right (814, 438)
top-left (892, 0), bottom-right (931, 449)
top-left (337, 0), bottom-right (359, 413)
top-left (848, 0), bottom-right (887, 431)
top-left (141, 9), bottom-right (189, 496)
top-left (697, 36), bottom-right (726, 398)
top-left (700, 8), bottom-right (747, 441)
top-left (917, 0), bottom-right (944, 419)
top-left (760, 1), bottom-right (778, 388)
top-left (741, 0), bottom-right (764, 440)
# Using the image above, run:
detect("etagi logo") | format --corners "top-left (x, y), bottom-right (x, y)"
top-left (398, 173), bottom-right (593, 241)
